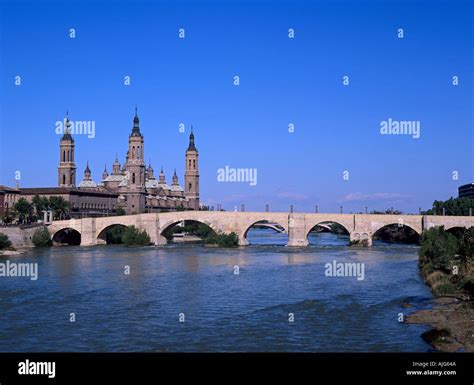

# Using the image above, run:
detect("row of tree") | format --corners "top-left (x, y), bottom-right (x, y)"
top-left (2, 196), bottom-right (71, 224)
top-left (423, 197), bottom-right (474, 216)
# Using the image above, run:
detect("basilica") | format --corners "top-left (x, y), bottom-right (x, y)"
top-left (16, 109), bottom-right (200, 217)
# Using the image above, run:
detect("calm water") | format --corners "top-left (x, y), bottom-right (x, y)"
top-left (0, 230), bottom-right (433, 352)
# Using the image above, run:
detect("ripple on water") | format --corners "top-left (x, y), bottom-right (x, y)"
top-left (0, 233), bottom-right (432, 352)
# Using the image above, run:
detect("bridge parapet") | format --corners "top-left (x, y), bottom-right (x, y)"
top-left (424, 215), bottom-right (474, 231)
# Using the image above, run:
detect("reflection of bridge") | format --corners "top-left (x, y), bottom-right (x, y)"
top-left (49, 211), bottom-right (474, 247)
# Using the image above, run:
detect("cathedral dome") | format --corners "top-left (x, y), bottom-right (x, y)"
top-left (78, 180), bottom-right (97, 188)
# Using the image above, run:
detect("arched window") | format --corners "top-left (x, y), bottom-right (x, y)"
top-left (63, 150), bottom-right (66, 162)
top-left (132, 146), bottom-right (135, 158)
top-left (193, 159), bottom-right (196, 169)
top-left (137, 146), bottom-right (140, 159)
top-left (132, 173), bottom-right (136, 184)
top-left (189, 159), bottom-right (191, 168)
top-left (63, 174), bottom-right (66, 185)
top-left (188, 183), bottom-right (192, 192)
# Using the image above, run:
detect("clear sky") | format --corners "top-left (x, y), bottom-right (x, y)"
top-left (0, 0), bottom-right (472, 213)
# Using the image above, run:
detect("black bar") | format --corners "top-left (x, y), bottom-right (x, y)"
top-left (0, 353), bottom-right (471, 384)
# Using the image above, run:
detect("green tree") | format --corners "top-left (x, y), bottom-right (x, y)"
top-left (204, 231), bottom-right (238, 247)
top-left (32, 228), bottom-right (52, 247)
top-left (2, 212), bottom-right (15, 225)
top-left (424, 197), bottom-right (474, 216)
top-left (14, 198), bottom-right (33, 223)
top-left (419, 226), bottom-right (458, 272)
top-left (330, 223), bottom-right (349, 235)
top-left (0, 233), bottom-right (12, 249)
top-left (32, 195), bottom-right (50, 217)
top-left (116, 207), bottom-right (126, 216)
top-left (370, 208), bottom-right (402, 215)
top-left (122, 225), bottom-right (151, 246)
top-left (106, 226), bottom-right (125, 244)
top-left (457, 227), bottom-right (474, 264)
top-left (49, 196), bottom-right (70, 220)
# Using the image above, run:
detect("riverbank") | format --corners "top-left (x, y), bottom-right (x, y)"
top-left (406, 226), bottom-right (473, 352)
top-left (406, 296), bottom-right (473, 352)
top-left (0, 248), bottom-right (30, 257)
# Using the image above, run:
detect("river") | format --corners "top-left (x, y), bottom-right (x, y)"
top-left (0, 229), bottom-right (433, 352)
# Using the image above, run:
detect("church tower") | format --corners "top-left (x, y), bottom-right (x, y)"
top-left (124, 107), bottom-right (146, 214)
top-left (102, 164), bottom-right (109, 180)
top-left (58, 111), bottom-right (76, 188)
top-left (112, 154), bottom-right (121, 175)
top-left (184, 127), bottom-right (199, 210)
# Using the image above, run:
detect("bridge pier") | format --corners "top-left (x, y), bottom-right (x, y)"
top-left (141, 214), bottom-right (168, 245)
top-left (287, 213), bottom-right (309, 247)
top-left (350, 231), bottom-right (372, 247)
top-left (79, 218), bottom-right (98, 246)
top-left (238, 235), bottom-right (249, 246)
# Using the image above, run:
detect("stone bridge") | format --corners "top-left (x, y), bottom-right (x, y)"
top-left (48, 211), bottom-right (474, 247)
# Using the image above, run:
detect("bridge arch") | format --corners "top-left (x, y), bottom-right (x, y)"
top-left (159, 218), bottom-right (223, 244)
top-left (242, 219), bottom-right (289, 245)
top-left (372, 223), bottom-right (421, 244)
top-left (306, 221), bottom-right (350, 238)
top-left (372, 222), bottom-right (422, 236)
top-left (97, 224), bottom-right (128, 244)
top-left (160, 218), bottom-right (222, 235)
top-left (306, 221), bottom-right (350, 245)
top-left (52, 227), bottom-right (81, 246)
top-left (444, 224), bottom-right (474, 232)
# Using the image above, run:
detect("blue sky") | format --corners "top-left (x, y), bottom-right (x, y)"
top-left (0, 0), bottom-right (472, 213)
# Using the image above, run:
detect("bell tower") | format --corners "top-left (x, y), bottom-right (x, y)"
top-left (184, 127), bottom-right (200, 210)
top-left (124, 107), bottom-right (146, 214)
top-left (58, 111), bottom-right (76, 188)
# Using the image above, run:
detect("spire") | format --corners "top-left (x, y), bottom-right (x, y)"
top-left (84, 161), bottom-right (92, 180)
top-left (102, 164), bottom-right (109, 180)
top-left (131, 106), bottom-right (141, 136)
top-left (172, 168), bottom-right (179, 185)
top-left (147, 162), bottom-right (155, 179)
top-left (187, 125), bottom-right (196, 151)
top-left (112, 154), bottom-right (121, 174)
top-left (159, 166), bottom-right (166, 183)
top-left (61, 110), bottom-right (74, 142)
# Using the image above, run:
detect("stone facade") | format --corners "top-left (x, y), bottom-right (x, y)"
top-left (0, 185), bottom-right (21, 216)
top-left (20, 188), bottom-right (119, 218)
